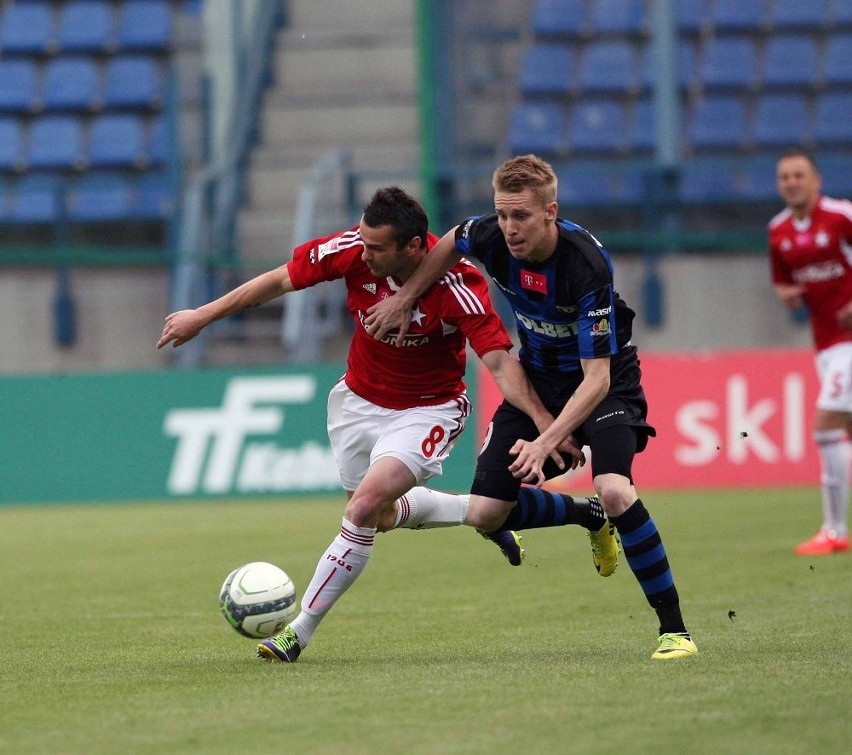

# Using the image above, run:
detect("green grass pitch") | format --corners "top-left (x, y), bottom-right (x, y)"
top-left (1, 488), bottom-right (850, 754)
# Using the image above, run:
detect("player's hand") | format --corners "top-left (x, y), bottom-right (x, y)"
top-left (837, 301), bottom-right (852, 331)
top-left (775, 283), bottom-right (805, 311)
top-left (156, 309), bottom-right (206, 349)
top-left (508, 438), bottom-right (553, 487)
top-left (557, 435), bottom-right (586, 471)
top-left (364, 296), bottom-right (413, 347)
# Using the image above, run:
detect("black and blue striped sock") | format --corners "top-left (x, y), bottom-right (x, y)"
top-left (500, 487), bottom-right (605, 531)
top-left (611, 499), bottom-right (688, 636)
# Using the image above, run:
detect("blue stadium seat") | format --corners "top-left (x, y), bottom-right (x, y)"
top-left (688, 95), bottom-right (748, 150)
top-left (628, 98), bottom-right (655, 153)
top-left (117, 0), bottom-right (173, 51)
top-left (640, 40), bottom-right (696, 90)
top-left (588, 0), bottom-right (646, 35)
top-left (709, 0), bottom-right (769, 32)
top-left (9, 175), bottom-right (63, 223)
top-left (28, 115), bottom-right (86, 170)
top-left (568, 100), bottom-right (626, 154)
top-left (762, 36), bottom-right (818, 89)
top-left (823, 34), bottom-right (852, 85)
top-left (834, 2), bottom-right (852, 27)
top-left (740, 156), bottom-right (782, 201)
top-left (675, 0), bottom-right (706, 34)
top-left (814, 93), bottom-right (852, 144)
top-left (0, 1), bottom-right (55, 54)
top-left (531, 0), bottom-right (587, 38)
top-left (818, 153), bottom-right (852, 197)
top-left (519, 44), bottom-right (575, 95)
top-left (556, 163), bottom-right (622, 206)
top-left (579, 40), bottom-right (637, 94)
top-left (103, 56), bottom-right (163, 109)
top-left (58, 0), bottom-right (115, 53)
top-left (769, 0), bottom-right (830, 30)
top-left (700, 37), bottom-right (758, 89)
top-left (679, 158), bottom-right (738, 202)
top-left (752, 94), bottom-right (810, 148)
top-left (0, 119), bottom-right (26, 171)
top-left (68, 175), bottom-right (133, 220)
top-left (42, 58), bottom-right (100, 111)
top-left (0, 60), bottom-right (41, 113)
top-left (88, 114), bottom-right (147, 168)
top-left (134, 172), bottom-right (173, 219)
top-left (507, 102), bottom-right (566, 155)
top-left (148, 115), bottom-right (169, 165)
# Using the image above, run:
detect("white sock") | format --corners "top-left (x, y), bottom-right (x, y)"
top-left (392, 487), bottom-right (470, 529)
top-left (815, 429), bottom-right (850, 537)
top-left (289, 518), bottom-right (375, 647)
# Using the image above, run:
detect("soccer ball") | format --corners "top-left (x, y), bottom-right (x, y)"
top-left (219, 561), bottom-right (298, 638)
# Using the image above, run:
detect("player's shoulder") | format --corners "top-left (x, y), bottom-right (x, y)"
top-left (442, 257), bottom-right (487, 285)
top-left (819, 196), bottom-right (852, 222)
top-left (768, 206), bottom-right (792, 230)
top-left (555, 218), bottom-right (610, 267)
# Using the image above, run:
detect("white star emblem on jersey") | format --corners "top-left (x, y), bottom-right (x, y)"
top-left (815, 231), bottom-right (830, 248)
top-left (410, 305), bottom-right (426, 325)
top-left (781, 238), bottom-right (792, 252)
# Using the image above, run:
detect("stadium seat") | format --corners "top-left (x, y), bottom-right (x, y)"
top-left (628, 98), bottom-right (655, 153)
top-left (640, 39), bottom-right (696, 90)
top-left (0, 119), bottom-right (26, 172)
top-left (675, 0), bottom-right (706, 34)
top-left (588, 0), bottom-right (646, 35)
top-left (148, 115), bottom-right (171, 166)
top-left (519, 44), bottom-right (575, 95)
top-left (752, 94), bottom-right (811, 148)
top-left (818, 153), bottom-right (852, 198)
top-left (567, 100), bottom-right (625, 154)
top-left (9, 175), bottom-right (63, 223)
top-left (531, 0), bottom-right (587, 38)
top-left (0, 60), bottom-right (41, 114)
top-left (42, 58), bottom-right (100, 111)
top-left (761, 36), bottom-right (818, 89)
top-left (57, 0), bottom-right (115, 53)
top-left (834, 2), bottom-right (852, 27)
top-left (0, 1), bottom-right (56, 54)
top-left (769, 0), bottom-right (830, 30)
top-left (740, 155), bottom-right (782, 201)
top-left (88, 114), bottom-right (147, 168)
top-left (823, 34), bottom-right (852, 86)
top-left (68, 174), bottom-right (133, 220)
top-left (507, 101), bottom-right (566, 156)
top-left (679, 158), bottom-right (738, 203)
top-left (28, 115), bottom-right (86, 170)
top-left (103, 56), bottom-right (163, 109)
top-left (556, 163), bottom-right (622, 206)
top-left (134, 172), bottom-right (173, 219)
top-left (709, 0), bottom-right (769, 32)
top-left (814, 93), bottom-right (852, 144)
top-left (700, 37), bottom-right (758, 90)
top-left (579, 40), bottom-right (637, 94)
top-left (117, 0), bottom-right (173, 50)
top-left (688, 95), bottom-right (748, 150)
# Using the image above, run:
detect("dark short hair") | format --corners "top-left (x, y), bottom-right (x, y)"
top-left (778, 148), bottom-right (819, 173)
top-left (362, 187), bottom-right (429, 249)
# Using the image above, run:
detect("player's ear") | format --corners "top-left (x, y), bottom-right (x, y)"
top-left (545, 201), bottom-right (558, 221)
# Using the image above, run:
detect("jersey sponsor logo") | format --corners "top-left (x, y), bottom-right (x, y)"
top-left (461, 219), bottom-right (474, 239)
top-left (587, 306), bottom-right (611, 317)
top-left (363, 283), bottom-right (377, 294)
top-left (592, 318), bottom-right (610, 335)
top-left (317, 238), bottom-right (340, 260)
top-left (514, 311), bottom-right (578, 338)
top-left (520, 269), bottom-right (547, 293)
top-left (792, 261), bottom-right (845, 284)
top-left (381, 334), bottom-right (431, 347)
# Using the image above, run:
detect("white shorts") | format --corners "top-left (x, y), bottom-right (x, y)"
top-left (815, 342), bottom-right (852, 413)
top-left (326, 380), bottom-right (472, 491)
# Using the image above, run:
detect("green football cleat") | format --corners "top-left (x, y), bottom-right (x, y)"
top-left (588, 518), bottom-right (619, 577)
top-left (257, 626), bottom-right (302, 663)
top-left (652, 633), bottom-right (698, 660)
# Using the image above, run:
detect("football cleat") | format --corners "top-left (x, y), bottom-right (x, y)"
top-left (794, 528), bottom-right (850, 556)
top-left (479, 529), bottom-right (525, 566)
top-left (257, 626), bottom-right (302, 663)
top-left (652, 633), bottom-right (698, 660)
top-left (588, 518), bottom-right (619, 577)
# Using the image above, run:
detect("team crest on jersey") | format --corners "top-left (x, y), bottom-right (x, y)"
top-left (363, 283), bottom-right (377, 294)
top-left (591, 318), bottom-right (610, 335)
top-left (316, 238), bottom-right (340, 261)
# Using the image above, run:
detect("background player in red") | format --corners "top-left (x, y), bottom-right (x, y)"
top-left (770, 149), bottom-right (852, 555)
top-left (157, 187), bottom-right (592, 663)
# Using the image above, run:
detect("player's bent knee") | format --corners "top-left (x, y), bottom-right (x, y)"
top-left (466, 497), bottom-right (513, 531)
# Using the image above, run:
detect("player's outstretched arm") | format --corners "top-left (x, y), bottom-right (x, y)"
top-left (157, 265), bottom-right (294, 349)
top-left (773, 283), bottom-right (805, 311)
top-left (364, 227), bottom-right (462, 346)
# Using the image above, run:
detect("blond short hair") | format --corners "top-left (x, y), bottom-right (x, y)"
top-left (492, 154), bottom-right (558, 205)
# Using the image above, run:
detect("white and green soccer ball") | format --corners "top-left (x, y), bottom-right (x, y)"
top-left (219, 561), bottom-right (298, 638)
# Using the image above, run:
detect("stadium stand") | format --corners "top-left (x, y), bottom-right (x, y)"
top-left (823, 33), bottom-right (852, 85)
top-left (761, 35), bottom-right (819, 89)
top-left (579, 40), bottom-right (637, 94)
top-left (58, 0), bottom-right (116, 53)
top-left (752, 94), bottom-right (811, 148)
top-left (769, 0), bottom-right (831, 30)
top-left (519, 44), bottom-right (575, 95)
top-left (700, 37), bottom-right (759, 90)
top-left (587, 0), bottom-right (646, 36)
top-left (42, 57), bottom-right (101, 111)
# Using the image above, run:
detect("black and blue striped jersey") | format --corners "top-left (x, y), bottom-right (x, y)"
top-left (454, 214), bottom-right (636, 374)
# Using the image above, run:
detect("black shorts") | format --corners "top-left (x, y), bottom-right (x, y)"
top-left (470, 348), bottom-right (656, 500)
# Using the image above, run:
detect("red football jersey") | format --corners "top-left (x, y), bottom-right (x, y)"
top-left (769, 196), bottom-right (852, 352)
top-left (287, 226), bottom-right (513, 409)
